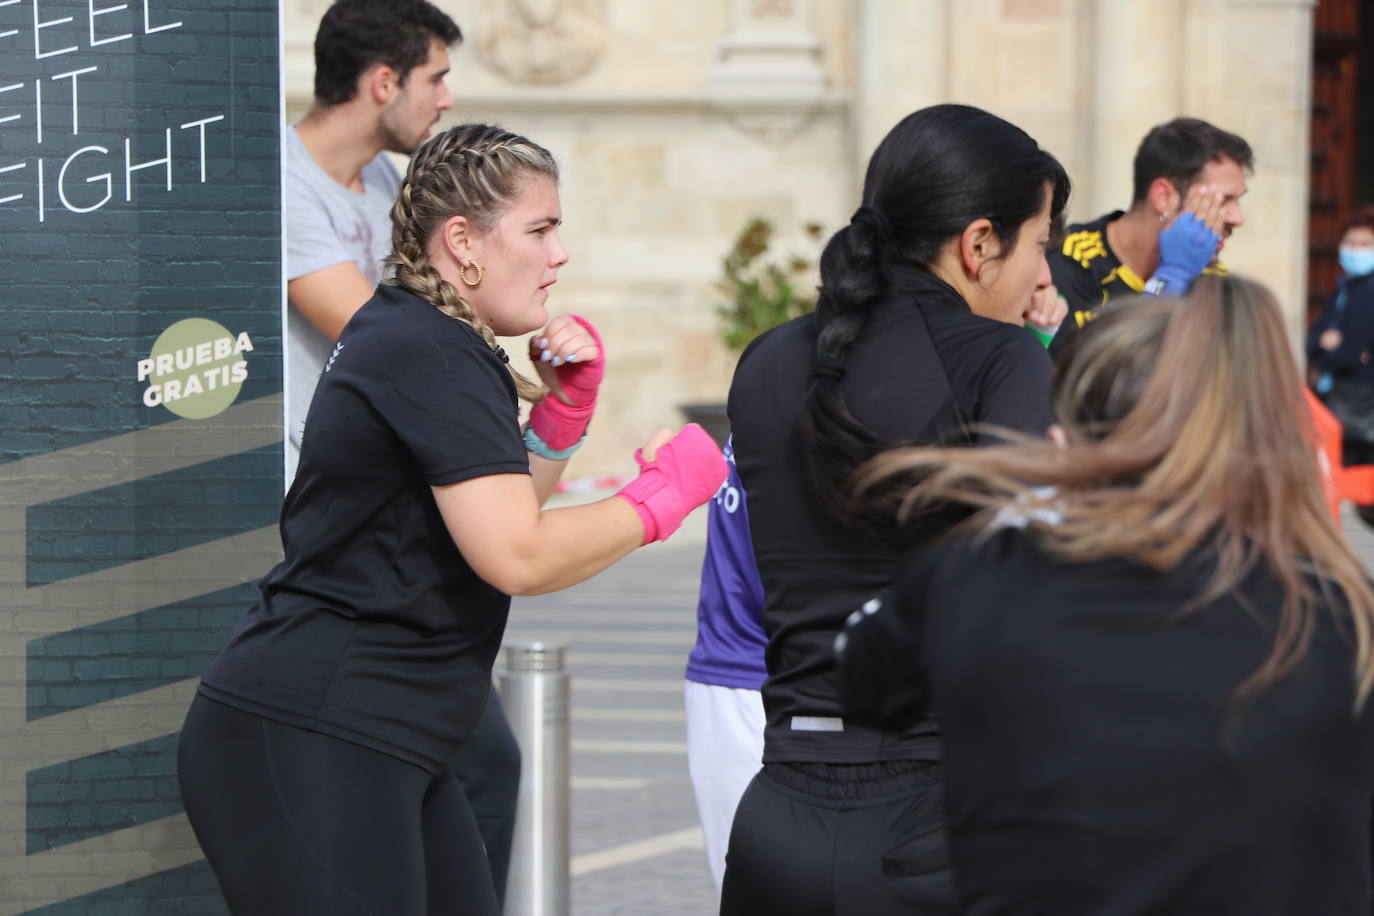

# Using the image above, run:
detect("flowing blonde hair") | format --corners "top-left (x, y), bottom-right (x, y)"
top-left (859, 275), bottom-right (1374, 708)
top-left (385, 123), bottom-right (556, 403)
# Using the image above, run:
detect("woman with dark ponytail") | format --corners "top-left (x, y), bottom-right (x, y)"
top-left (177, 124), bottom-right (726, 915)
top-left (719, 104), bottom-right (1070, 915)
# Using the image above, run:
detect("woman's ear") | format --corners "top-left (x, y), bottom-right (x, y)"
top-left (439, 214), bottom-right (474, 265)
top-left (960, 218), bottom-right (1000, 280)
top-left (1048, 424), bottom-right (1068, 448)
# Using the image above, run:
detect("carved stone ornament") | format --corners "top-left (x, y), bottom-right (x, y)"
top-left (475, 0), bottom-right (608, 86)
top-left (751, 0), bottom-right (796, 17)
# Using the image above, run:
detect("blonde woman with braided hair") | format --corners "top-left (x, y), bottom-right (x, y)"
top-left (178, 123), bottom-right (726, 915)
top-left (839, 275), bottom-right (1374, 913)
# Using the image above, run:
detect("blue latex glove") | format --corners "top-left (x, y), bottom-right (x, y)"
top-left (1150, 212), bottom-right (1221, 295)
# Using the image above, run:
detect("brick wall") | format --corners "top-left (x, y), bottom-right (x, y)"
top-left (0, 1), bottom-right (281, 912)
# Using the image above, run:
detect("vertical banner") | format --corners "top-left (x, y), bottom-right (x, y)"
top-left (0, 2), bottom-right (281, 912)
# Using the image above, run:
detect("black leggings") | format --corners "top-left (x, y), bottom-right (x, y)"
top-left (177, 695), bottom-right (499, 916)
top-left (720, 761), bottom-right (955, 916)
top-left (452, 689), bottom-right (521, 908)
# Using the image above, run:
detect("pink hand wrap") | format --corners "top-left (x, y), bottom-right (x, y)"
top-left (616, 424), bottom-right (728, 546)
top-left (528, 315), bottom-right (605, 450)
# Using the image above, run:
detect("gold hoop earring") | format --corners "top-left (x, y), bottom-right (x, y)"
top-left (459, 261), bottom-right (483, 287)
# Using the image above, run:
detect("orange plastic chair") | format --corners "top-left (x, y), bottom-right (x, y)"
top-left (1304, 388), bottom-right (1374, 523)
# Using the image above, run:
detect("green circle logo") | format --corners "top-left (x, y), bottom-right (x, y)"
top-left (137, 318), bottom-right (253, 419)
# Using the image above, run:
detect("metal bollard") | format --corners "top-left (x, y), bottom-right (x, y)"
top-left (498, 642), bottom-right (571, 916)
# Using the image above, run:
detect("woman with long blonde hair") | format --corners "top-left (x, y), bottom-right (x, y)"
top-left (839, 274), bottom-right (1374, 914)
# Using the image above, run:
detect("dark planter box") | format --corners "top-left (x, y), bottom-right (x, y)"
top-left (678, 402), bottom-right (730, 448)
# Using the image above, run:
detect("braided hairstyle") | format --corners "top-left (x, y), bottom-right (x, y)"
top-left (386, 123), bottom-right (558, 404)
top-left (803, 104), bottom-right (1070, 523)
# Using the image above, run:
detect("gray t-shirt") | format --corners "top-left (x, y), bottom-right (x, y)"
top-left (284, 125), bottom-right (402, 482)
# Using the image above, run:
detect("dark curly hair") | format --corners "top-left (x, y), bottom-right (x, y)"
top-left (1131, 118), bottom-right (1254, 204)
top-left (313, 0), bottom-right (462, 106)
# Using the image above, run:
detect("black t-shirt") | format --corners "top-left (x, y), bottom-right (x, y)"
top-left (728, 265), bottom-right (1053, 763)
top-left (200, 283), bottom-right (530, 772)
top-left (842, 527), bottom-right (1374, 914)
top-left (1048, 210), bottom-right (1227, 359)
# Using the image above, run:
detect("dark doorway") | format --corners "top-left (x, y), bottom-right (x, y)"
top-left (1308, 0), bottom-right (1374, 322)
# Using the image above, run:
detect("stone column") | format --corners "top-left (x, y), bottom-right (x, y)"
top-left (707, 0), bottom-right (828, 95)
top-left (1192, 0), bottom-right (1316, 342)
top-left (852, 0), bottom-right (949, 192)
top-left (1083, 0), bottom-right (1186, 217)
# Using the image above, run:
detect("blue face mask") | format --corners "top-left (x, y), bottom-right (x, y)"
top-left (1340, 246), bottom-right (1374, 278)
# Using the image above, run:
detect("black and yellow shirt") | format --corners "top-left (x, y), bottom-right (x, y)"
top-left (1047, 210), bottom-right (1226, 359)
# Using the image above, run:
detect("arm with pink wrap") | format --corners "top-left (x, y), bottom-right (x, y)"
top-left (525, 314), bottom-right (605, 456)
top-left (524, 315), bottom-right (727, 546)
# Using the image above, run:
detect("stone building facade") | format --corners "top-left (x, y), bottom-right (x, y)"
top-left (284, 0), bottom-right (1319, 480)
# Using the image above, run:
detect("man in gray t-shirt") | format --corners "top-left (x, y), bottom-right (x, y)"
top-left (284, 129), bottom-right (400, 479)
top-left (284, 0), bottom-right (457, 483)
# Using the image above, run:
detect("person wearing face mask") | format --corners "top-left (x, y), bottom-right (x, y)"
top-left (1308, 207), bottom-right (1374, 472)
top-left (1046, 118), bottom-right (1253, 360)
top-left (719, 104), bottom-right (1070, 916)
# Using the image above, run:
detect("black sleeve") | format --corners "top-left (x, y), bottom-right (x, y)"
top-left (377, 343), bottom-right (530, 486)
top-left (1047, 250), bottom-right (1102, 363)
top-left (1049, 248), bottom-right (1100, 317)
top-left (974, 330), bottom-right (1054, 441)
top-left (1320, 294), bottom-right (1374, 373)
top-left (836, 547), bottom-right (946, 729)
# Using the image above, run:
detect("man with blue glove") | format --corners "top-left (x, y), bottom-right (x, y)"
top-left (1047, 118), bottom-right (1253, 359)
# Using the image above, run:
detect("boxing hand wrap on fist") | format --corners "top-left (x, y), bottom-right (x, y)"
top-left (528, 315), bottom-right (605, 450)
top-left (1150, 212), bottom-right (1221, 296)
top-left (616, 424), bottom-right (728, 546)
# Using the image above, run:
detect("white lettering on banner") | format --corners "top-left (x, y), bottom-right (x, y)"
top-left (32, 0), bottom-right (79, 60)
top-left (142, 0), bottom-right (179, 34)
top-left (18, 0), bottom-right (180, 57)
top-left (0, 3), bottom-right (210, 224)
top-left (136, 334), bottom-right (253, 382)
top-left (138, 320), bottom-right (253, 419)
top-left (0, 160), bottom-right (25, 204)
top-left (178, 115), bottom-right (224, 183)
top-left (124, 128), bottom-right (170, 199)
top-left (88, 0), bottom-right (133, 47)
top-left (5, 121), bottom-right (226, 221)
top-left (143, 359), bottom-right (249, 406)
top-left (57, 143), bottom-right (109, 213)
top-left (0, 80), bottom-right (21, 126)
top-left (51, 65), bottom-right (97, 135)
top-left (0, 0), bottom-right (18, 40)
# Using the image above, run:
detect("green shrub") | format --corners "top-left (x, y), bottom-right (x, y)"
top-left (716, 216), bottom-right (824, 352)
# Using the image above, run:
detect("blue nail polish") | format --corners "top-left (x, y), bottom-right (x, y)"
top-left (540, 350), bottom-right (552, 362)
top-left (537, 337), bottom-right (548, 348)
top-left (566, 354), bottom-right (579, 363)
top-left (552, 356), bottom-right (564, 367)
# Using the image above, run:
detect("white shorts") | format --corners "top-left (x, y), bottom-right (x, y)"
top-left (683, 680), bottom-right (765, 893)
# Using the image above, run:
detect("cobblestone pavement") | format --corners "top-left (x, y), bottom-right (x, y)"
top-left (505, 502), bottom-right (716, 916)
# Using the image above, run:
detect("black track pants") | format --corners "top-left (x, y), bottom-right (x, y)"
top-left (177, 695), bottom-right (499, 916)
top-left (719, 761), bottom-right (955, 916)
